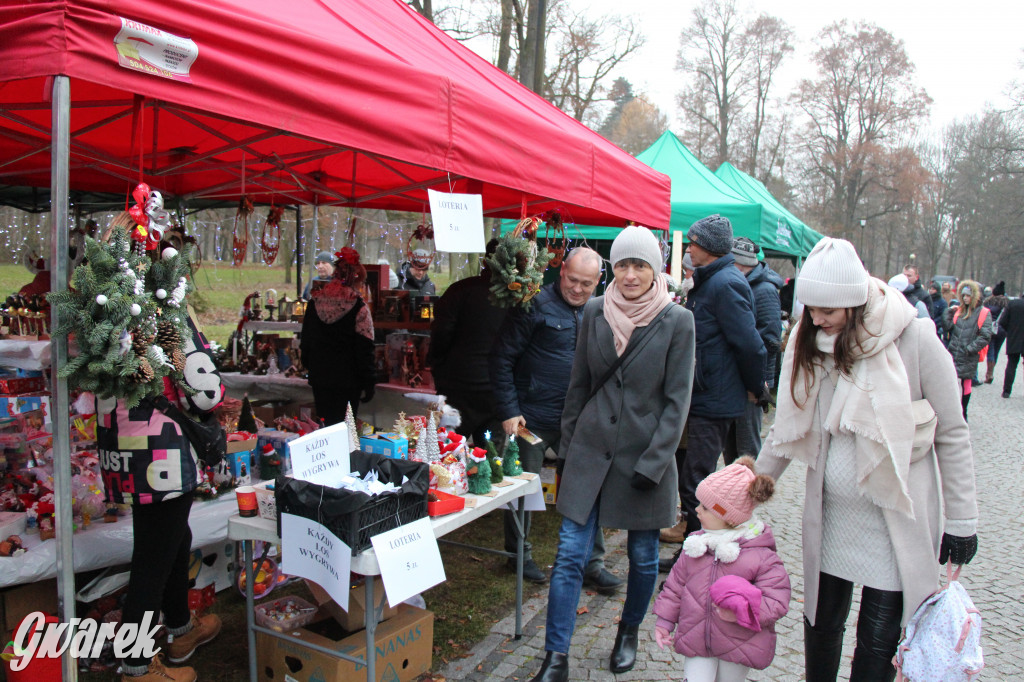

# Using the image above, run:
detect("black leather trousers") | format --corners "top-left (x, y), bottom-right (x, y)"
top-left (805, 572), bottom-right (903, 682)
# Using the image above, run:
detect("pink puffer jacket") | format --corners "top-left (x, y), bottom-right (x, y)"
top-left (652, 523), bottom-right (791, 670)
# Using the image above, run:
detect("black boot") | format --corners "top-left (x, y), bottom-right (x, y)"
top-left (609, 622), bottom-right (639, 673)
top-left (659, 547), bottom-right (681, 573)
top-left (804, 616), bottom-right (845, 682)
top-left (530, 651), bottom-right (568, 682)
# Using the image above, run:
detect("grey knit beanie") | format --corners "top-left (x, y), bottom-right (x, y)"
top-left (610, 225), bottom-right (664, 272)
top-left (796, 237), bottom-right (869, 308)
top-left (315, 251), bottom-right (333, 263)
top-left (731, 237), bottom-right (759, 266)
top-left (687, 214), bottom-right (733, 255)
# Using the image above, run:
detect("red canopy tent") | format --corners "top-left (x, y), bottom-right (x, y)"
top-left (0, 0), bottom-right (670, 226)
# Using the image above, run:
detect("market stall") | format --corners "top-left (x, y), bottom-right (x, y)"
top-left (2, 0), bottom-right (672, 677)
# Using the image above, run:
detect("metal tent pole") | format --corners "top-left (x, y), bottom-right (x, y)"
top-left (50, 73), bottom-right (78, 682)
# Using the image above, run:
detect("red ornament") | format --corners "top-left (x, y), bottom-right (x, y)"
top-left (128, 183), bottom-right (151, 227)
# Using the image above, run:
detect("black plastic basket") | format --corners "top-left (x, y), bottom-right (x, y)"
top-left (275, 451), bottom-right (429, 554)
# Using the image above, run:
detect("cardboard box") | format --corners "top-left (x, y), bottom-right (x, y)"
top-left (540, 466), bottom-right (557, 505)
top-left (304, 577), bottom-right (399, 632)
top-left (256, 604), bottom-right (432, 682)
top-left (359, 432), bottom-right (409, 460)
top-left (251, 400), bottom-right (298, 425)
top-left (0, 579), bottom-right (58, 633)
top-left (256, 429), bottom-right (301, 471)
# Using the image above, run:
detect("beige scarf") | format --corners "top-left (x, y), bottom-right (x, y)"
top-left (770, 278), bottom-right (919, 516)
top-left (603, 274), bottom-right (672, 356)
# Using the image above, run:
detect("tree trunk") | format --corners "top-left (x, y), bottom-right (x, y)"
top-left (497, 0), bottom-right (514, 74)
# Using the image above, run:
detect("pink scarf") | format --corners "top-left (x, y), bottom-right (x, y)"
top-left (312, 279), bottom-right (374, 340)
top-left (603, 274), bottom-right (672, 355)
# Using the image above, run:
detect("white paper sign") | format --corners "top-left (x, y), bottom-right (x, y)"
top-left (505, 485), bottom-right (546, 512)
top-left (289, 421), bottom-right (351, 487)
top-left (428, 189), bottom-right (486, 253)
top-left (114, 17), bottom-right (199, 82)
top-left (370, 516), bottom-right (445, 606)
top-left (281, 513), bottom-right (351, 610)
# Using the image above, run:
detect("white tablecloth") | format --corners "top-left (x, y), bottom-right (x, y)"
top-left (0, 495), bottom-right (237, 588)
top-left (0, 339), bottom-right (51, 371)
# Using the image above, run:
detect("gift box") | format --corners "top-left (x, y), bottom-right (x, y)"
top-left (540, 465), bottom-right (558, 504)
top-left (227, 449), bottom-right (252, 483)
top-left (275, 451), bottom-right (428, 554)
top-left (256, 429), bottom-right (300, 473)
top-left (0, 394), bottom-right (50, 422)
top-left (359, 432), bottom-right (409, 459)
top-left (0, 376), bottom-right (45, 395)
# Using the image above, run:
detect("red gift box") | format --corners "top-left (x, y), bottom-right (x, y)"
top-left (0, 377), bottom-right (45, 395)
top-left (427, 489), bottom-right (465, 517)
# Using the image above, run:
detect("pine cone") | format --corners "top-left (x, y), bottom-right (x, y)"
top-left (156, 321), bottom-right (179, 350)
top-left (131, 357), bottom-right (155, 383)
top-left (132, 335), bottom-right (148, 356)
top-left (172, 348), bottom-right (187, 373)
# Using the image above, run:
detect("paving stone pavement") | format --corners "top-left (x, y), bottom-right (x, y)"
top-left (438, 353), bottom-right (1023, 681)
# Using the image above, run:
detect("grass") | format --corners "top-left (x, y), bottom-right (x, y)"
top-left (79, 507), bottom-right (563, 680)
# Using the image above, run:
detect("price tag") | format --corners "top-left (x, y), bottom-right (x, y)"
top-left (281, 513), bottom-right (352, 610)
top-left (428, 189), bottom-right (486, 253)
top-left (288, 421), bottom-right (351, 487)
top-left (371, 516), bottom-right (445, 606)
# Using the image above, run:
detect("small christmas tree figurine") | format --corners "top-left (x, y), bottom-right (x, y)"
top-left (465, 447), bottom-right (492, 494)
top-left (237, 394), bottom-right (258, 432)
top-left (423, 414), bottom-right (441, 463)
top-left (345, 403), bottom-right (359, 452)
top-left (503, 435), bottom-right (524, 476)
top-left (483, 431), bottom-right (504, 484)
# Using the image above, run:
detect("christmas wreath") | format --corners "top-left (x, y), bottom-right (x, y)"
top-left (483, 217), bottom-right (553, 310)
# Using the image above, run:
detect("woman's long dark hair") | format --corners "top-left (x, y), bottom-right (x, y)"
top-left (789, 304), bottom-right (869, 407)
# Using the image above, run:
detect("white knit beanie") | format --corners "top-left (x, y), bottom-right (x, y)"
top-left (610, 225), bottom-right (664, 272)
top-left (796, 237), bottom-right (869, 308)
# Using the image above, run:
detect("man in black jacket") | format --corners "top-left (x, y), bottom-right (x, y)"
top-left (999, 292), bottom-right (1024, 398)
top-left (428, 239), bottom-right (505, 447)
top-left (489, 247), bottom-right (621, 591)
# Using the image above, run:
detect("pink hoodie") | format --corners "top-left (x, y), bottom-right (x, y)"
top-left (652, 522), bottom-right (791, 670)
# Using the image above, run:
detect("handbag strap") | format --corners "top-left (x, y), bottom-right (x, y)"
top-left (585, 304), bottom-right (673, 404)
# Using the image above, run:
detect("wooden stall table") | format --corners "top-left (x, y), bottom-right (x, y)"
top-left (229, 474), bottom-right (541, 682)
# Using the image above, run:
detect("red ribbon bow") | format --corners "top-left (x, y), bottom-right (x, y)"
top-left (334, 247), bottom-right (360, 265)
top-left (128, 183), bottom-right (151, 227)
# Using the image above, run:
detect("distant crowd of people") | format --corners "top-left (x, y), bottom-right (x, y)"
top-left (424, 217), bottom-right (998, 682)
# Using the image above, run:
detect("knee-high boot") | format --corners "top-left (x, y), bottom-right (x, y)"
top-left (985, 360), bottom-right (995, 383)
top-left (530, 651), bottom-right (568, 682)
top-left (609, 622), bottom-right (639, 673)
top-left (804, 615), bottom-right (845, 682)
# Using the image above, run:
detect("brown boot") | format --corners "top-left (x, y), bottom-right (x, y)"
top-left (985, 361), bottom-right (995, 384)
top-left (166, 614), bottom-right (222, 664)
top-left (659, 520), bottom-right (688, 543)
top-left (121, 653), bottom-right (196, 682)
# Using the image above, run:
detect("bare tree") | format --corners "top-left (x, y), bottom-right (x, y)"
top-left (741, 15), bottom-right (793, 179)
top-left (606, 96), bottom-right (668, 155)
top-left (795, 21), bottom-right (931, 241)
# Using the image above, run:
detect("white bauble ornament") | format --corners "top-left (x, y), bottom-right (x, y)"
top-left (130, 303), bottom-right (142, 316)
top-left (155, 289), bottom-right (167, 300)
top-left (161, 247), bottom-right (178, 260)
top-left (95, 294), bottom-right (108, 306)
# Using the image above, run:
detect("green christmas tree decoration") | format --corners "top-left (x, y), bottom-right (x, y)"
top-left (466, 447), bottom-right (492, 494)
top-left (483, 219), bottom-right (552, 310)
top-left (145, 241), bottom-right (195, 388)
top-left (503, 435), bottom-right (524, 476)
top-left (484, 431), bottom-right (504, 484)
top-left (49, 227), bottom-right (169, 408)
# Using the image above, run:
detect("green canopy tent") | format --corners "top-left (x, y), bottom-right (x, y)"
top-left (714, 162), bottom-right (825, 258)
top-left (502, 132), bottom-right (808, 259)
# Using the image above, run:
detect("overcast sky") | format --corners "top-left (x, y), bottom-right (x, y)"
top-left (562, 0), bottom-right (1024, 140)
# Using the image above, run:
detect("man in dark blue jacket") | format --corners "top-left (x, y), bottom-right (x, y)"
top-left (489, 247), bottom-right (621, 591)
top-left (679, 216), bottom-right (767, 535)
top-left (723, 237), bottom-right (782, 466)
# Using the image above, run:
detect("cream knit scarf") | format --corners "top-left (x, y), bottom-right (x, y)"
top-left (603, 274), bottom-right (671, 356)
top-left (683, 518), bottom-right (765, 563)
top-left (771, 278), bottom-right (919, 517)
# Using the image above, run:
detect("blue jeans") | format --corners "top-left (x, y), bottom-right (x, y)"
top-left (544, 504), bottom-right (660, 654)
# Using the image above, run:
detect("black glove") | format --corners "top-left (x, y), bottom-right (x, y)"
top-left (630, 472), bottom-right (657, 491)
top-left (360, 387), bottom-right (375, 403)
top-left (939, 533), bottom-right (978, 565)
top-left (756, 384), bottom-right (776, 414)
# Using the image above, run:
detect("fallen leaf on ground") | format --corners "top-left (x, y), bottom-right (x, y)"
top-left (577, 606), bottom-right (589, 615)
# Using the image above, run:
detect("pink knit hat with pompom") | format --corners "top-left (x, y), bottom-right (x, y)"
top-left (696, 457), bottom-right (774, 525)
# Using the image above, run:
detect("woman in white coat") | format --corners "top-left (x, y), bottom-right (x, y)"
top-left (757, 238), bottom-right (978, 682)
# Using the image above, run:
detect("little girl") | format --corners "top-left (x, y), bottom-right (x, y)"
top-left (653, 457), bottom-right (791, 682)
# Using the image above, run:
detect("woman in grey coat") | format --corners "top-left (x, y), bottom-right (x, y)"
top-left (530, 226), bottom-right (695, 682)
top-left (758, 238), bottom-right (978, 682)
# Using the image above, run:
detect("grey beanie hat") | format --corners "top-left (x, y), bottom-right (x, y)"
top-left (731, 237), bottom-right (759, 266)
top-left (610, 225), bottom-right (664, 272)
top-left (315, 251), bottom-right (333, 263)
top-left (796, 237), bottom-right (869, 308)
top-left (687, 214), bottom-right (734, 255)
